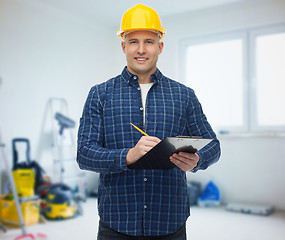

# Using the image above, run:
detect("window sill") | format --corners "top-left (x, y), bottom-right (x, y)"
top-left (217, 131), bottom-right (285, 139)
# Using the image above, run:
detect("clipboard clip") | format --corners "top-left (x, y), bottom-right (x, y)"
top-left (176, 136), bottom-right (202, 139)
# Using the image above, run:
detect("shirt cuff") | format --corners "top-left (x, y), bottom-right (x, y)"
top-left (114, 148), bottom-right (130, 171)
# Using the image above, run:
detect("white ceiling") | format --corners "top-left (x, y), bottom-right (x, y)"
top-left (35, 0), bottom-right (246, 28)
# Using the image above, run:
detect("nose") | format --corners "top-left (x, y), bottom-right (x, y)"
top-left (137, 42), bottom-right (145, 55)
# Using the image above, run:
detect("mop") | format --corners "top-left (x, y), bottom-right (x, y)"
top-left (0, 80), bottom-right (47, 240)
top-left (0, 131), bottom-right (48, 240)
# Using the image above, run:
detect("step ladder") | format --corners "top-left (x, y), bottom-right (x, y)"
top-left (47, 98), bottom-right (86, 194)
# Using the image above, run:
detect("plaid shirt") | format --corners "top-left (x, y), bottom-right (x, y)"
top-left (77, 67), bottom-right (221, 236)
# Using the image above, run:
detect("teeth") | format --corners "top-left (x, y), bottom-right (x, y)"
top-left (137, 58), bottom-right (146, 61)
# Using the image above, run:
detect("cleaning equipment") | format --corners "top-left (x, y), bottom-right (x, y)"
top-left (117, 4), bottom-right (166, 40)
top-left (45, 98), bottom-right (85, 194)
top-left (12, 138), bottom-right (45, 197)
top-left (39, 183), bottom-right (83, 220)
top-left (12, 139), bottom-right (35, 197)
top-left (55, 112), bottom-right (75, 135)
top-left (0, 194), bottom-right (40, 226)
top-left (198, 181), bottom-right (221, 207)
top-left (0, 77), bottom-right (45, 239)
top-left (0, 131), bottom-right (46, 240)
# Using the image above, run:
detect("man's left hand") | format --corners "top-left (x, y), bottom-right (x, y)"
top-left (169, 152), bottom-right (199, 172)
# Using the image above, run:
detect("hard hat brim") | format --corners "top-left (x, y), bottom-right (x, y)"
top-left (117, 28), bottom-right (165, 41)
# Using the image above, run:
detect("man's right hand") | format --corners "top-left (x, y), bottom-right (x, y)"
top-left (126, 136), bottom-right (161, 166)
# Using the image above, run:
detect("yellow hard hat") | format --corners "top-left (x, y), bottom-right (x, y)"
top-left (117, 4), bottom-right (166, 40)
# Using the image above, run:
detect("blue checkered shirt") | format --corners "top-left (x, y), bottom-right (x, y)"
top-left (77, 67), bottom-right (221, 236)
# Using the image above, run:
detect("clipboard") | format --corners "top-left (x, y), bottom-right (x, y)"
top-left (128, 137), bottom-right (212, 170)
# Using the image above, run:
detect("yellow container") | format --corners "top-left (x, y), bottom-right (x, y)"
top-left (0, 195), bottom-right (40, 226)
top-left (12, 169), bottom-right (35, 197)
top-left (45, 202), bottom-right (76, 219)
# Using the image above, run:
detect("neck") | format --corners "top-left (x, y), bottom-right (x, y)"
top-left (138, 75), bottom-right (152, 84)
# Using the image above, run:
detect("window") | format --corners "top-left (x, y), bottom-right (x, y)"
top-left (254, 32), bottom-right (285, 128)
top-left (179, 24), bottom-right (285, 133)
top-left (185, 38), bottom-right (244, 130)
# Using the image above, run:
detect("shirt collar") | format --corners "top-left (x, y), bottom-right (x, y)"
top-left (121, 66), bottom-right (163, 86)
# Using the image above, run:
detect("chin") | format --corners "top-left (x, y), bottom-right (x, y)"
top-left (134, 66), bottom-right (154, 74)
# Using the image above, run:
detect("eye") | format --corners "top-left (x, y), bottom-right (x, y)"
top-left (129, 40), bottom-right (137, 44)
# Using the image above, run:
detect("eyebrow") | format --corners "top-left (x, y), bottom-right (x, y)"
top-left (127, 38), bottom-right (156, 42)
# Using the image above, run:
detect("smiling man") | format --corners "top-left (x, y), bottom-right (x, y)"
top-left (121, 30), bottom-right (163, 83)
top-left (77, 4), bottom-right (221, 240)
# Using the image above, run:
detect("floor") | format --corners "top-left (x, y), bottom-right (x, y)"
top-left (1, 198), bottom-right (285, 240)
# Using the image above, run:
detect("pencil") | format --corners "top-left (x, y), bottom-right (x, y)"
top-left (130, 122), bottom-right (149, 136)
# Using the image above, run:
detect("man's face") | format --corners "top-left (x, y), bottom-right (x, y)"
top-left (121, 31), bottom-right (163, 79)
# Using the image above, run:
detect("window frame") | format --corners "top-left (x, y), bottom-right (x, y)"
top-left (177, 23), bottom-right (285, 134)
top-left (249, 24), bottom-right (285, 132)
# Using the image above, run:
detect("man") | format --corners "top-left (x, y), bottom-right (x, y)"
top-left (77, 4), bottom-right (221, 240)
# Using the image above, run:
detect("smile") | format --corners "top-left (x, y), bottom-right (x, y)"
top-left (135, 57), bottom-right (148, 61)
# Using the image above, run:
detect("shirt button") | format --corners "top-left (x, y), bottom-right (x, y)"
top-left (144, 178), bottom-right (147, 182)
top-left (144, 205), bottom-right (147, 209)
top-left (137, 87), bottom-right (141, 91)
top-left (133, 76), bottom-right (137, 80)
top-left (140, 107), bottom-right (143, 111)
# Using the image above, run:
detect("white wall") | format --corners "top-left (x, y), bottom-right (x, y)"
top-left (1, 0), bottom-right (285, 210)
top-left (158, 0), bottom-right (285, 210)
top-left (0, 0), bottom-right (119, 192)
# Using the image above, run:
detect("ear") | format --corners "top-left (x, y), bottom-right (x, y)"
top-left (121, 41), bottom-right (126, 53)
top-left (158, 41), bottom-right (164, 55)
